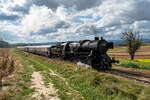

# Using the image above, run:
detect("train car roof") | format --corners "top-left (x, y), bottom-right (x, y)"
top-left (28, 45), bottom-right (52, 48)
top-left (17, 46), bottom-right (25, 48)
top-left (17, 45), bottom-right (52, 48)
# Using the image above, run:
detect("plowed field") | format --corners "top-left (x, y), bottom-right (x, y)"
top-left (108, 46), bottom-right (150, 59)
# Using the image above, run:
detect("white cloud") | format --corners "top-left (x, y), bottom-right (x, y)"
top-left (21, 5), bottom-right (71, 35)
top-left (12, 0), bottom-right (27, 6)
top-left (0, 0), bottom-right (150, 43)
top-left (132, 21), bottom-right (150, 30)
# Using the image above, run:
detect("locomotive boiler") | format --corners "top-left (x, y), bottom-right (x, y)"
top-left (49, 37), bottom-right (116, 70)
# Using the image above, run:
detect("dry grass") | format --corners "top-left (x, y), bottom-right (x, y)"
top-left (0, 49), bottom-right (15, 99)
top-left (0, 53), bottom-right (14, 76)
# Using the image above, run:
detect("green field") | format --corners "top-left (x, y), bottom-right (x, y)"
top-left (115, 59), bottom-right (150, 70)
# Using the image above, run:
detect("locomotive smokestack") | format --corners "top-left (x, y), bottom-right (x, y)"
top-left (95, 37), bottom-right (99, 40)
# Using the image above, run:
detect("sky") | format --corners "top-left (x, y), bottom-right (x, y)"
top-left (0, 0), bottom-right (150, 43)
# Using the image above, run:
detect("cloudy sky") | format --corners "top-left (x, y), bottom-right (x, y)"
top-left (0, 0), bottom-right (150, 43)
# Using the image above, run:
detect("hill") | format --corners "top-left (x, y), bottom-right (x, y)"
top-left (0, 39), bottom-right (9, 48)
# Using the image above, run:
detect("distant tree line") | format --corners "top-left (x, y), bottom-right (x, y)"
top-left (0, 38), bottom-right (9, 48)
top-left (114, 40), bottom-right (150, 46)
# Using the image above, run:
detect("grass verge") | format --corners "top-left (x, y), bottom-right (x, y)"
top-left (3, 48), bottom-right (36, 100)
top-left (10, 48), bottom-right (150, 100)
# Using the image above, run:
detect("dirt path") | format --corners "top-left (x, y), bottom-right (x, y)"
top-left (24, 52), bottom-right (84, 100)
top-left (31, 71), bottom-right (60, 100)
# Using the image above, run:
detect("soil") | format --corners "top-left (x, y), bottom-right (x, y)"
top-left (31, 71), bottom-right (60, 100)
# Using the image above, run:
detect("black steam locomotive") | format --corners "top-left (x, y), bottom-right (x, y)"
top-left (18, 37), bottom-right (117, 70)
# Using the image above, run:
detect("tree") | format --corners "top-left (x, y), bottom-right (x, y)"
top-left (122, 30), bottom-right (142, 60)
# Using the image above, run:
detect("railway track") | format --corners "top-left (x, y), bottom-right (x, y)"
top-left (104, 67), bottom-right (150, 87)
top-left (53, 58), bottom-right (150, 87)
top-left (74, 60), bottom-right (150, 87)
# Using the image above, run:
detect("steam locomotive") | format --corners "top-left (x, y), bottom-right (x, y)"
top-left (18, 37), bottom-right (117, 70)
